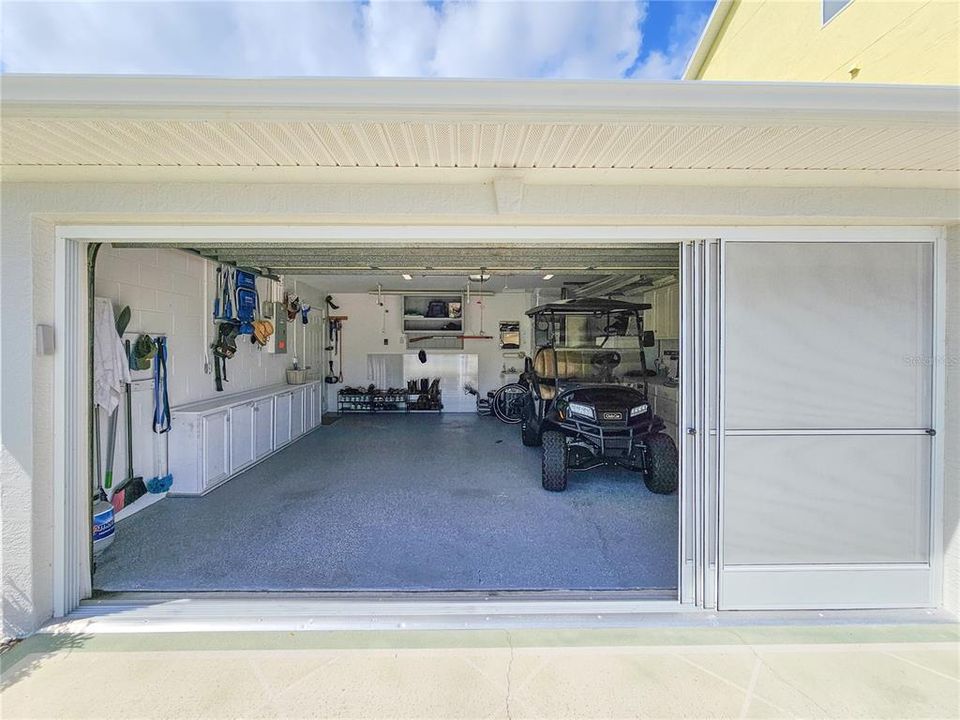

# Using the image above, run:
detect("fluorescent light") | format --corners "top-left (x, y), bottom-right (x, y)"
top-left (401, 273), bottom-right (413, 280)
top-left (542, 274), bottom-right (555, 280)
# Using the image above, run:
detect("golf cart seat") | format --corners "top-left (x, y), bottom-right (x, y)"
top-left (532, 347), bottom-right (598, 399)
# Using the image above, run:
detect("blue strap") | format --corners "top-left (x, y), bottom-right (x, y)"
top-left (152, 337), bottom-right (171, 433)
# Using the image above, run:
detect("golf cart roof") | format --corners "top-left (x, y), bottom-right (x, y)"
top-left (525, 297), bottom-right (652, 317)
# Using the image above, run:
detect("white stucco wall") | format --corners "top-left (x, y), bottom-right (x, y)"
top-left (943, 225), bottom-right (960, 618)
top-left (322, 290), bottom-right (533, 414)
top-left (2, 179), bottom-right (959, 637)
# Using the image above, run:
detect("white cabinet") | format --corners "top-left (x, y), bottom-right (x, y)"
top-left (253, 398), bottom-right (273, 460)
top-left (643, 282), bottom-right (679, 340)
top-left (170, 382), bottom-right (322, 496)
top-left (649, 383), bottom-right (679, 444)
top-left (202, 410), bottom-right (229, 491)
top-left (229, 402), bottom-right (255, 474)
top-left (274, 391), bottom-right (292, 447)
top-left (303, 384), bottom-right (314, 431)
top-left (311, 383), bottom-right (323, 427)
top-left (291, 387), bottom-right (305, 438)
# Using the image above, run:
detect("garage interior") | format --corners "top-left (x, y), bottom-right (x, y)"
top-left (91, 241), bottom-right (683, 595)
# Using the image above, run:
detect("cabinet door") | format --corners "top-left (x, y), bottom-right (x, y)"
top-left (253, 398), bottom-right (274, 460)
top-left (202, 411), bottom-right (229, 490)
top-left (274, 392), bottom-right (292, 447)
top-left (665, 284), bottom-right (679, 339)
top-left (303, 385), bottom-right (314, 432)
top-left (228, 403), bottom-right (255, 474)
top-left (312, 384), bottom-right (323, 427)
top-left (643, 289), bottom-right (658, 336)
top-left (290, 388), bottom-right (305, 438)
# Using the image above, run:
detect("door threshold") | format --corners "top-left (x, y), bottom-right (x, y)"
top-left (43, 592), bottom-right (955, 636)
top-left (48, 589), bottom-right (683, 634)
top-left (89, 588), bottom-right (678, 603)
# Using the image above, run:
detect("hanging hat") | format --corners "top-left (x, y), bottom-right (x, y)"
top-left (251, 319), bottom-right (274, 347)
top-left (130, 334), bottom-right (157, 370)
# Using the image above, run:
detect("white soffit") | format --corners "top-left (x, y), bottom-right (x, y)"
top-left (1, 75), bottom-right (958, 181)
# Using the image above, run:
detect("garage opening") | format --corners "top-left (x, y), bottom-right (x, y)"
top-left (88, 241), bottom-right (684, 597)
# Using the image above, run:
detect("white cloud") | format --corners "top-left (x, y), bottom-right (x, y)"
top-left (629, 2), bottom-right (709, 80)
top-left (0, 1), bottom-right (702, 81)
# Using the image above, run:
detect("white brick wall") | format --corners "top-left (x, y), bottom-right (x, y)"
top-left (93, 245), bottom-right (323, 496)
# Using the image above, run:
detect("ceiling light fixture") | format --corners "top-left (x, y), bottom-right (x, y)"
top-left (402, 273), bottom-right (413, 280)
top-left (542, 274), bottom-right (555, 280)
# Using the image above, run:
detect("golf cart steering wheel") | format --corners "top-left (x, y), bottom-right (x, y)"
top-left (591, 350), bottom-right (622, 369)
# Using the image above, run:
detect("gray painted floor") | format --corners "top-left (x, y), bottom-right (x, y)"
top-left (95, 414), bottom-right (678, 592)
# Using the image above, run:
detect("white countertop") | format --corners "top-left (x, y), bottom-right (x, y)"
top-left (172, 379), bottom-right (322, 415)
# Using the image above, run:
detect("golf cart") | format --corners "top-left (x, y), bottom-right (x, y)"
top-left (520, 297), bottom-right (678, 494)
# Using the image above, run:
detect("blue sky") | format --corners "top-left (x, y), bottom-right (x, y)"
top-left (0, 1), bottom-right (715, 79)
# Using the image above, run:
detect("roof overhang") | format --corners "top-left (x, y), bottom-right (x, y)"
top-left (683, 0), bottom-right (734, 81)
top-left (2, 75), bottom-right (958, 187)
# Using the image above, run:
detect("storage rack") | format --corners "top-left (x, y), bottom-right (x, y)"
top-left (338, 390), bottom-right (442, 415)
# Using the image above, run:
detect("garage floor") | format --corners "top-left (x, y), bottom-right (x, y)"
top-left (94, 414), bottom-right (678, 592)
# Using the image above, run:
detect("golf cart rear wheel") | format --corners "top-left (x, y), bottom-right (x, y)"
top-left (521, 417), bottom-right (541, 446)
top-left (643, 433), bottom-right (678, 495)
top-left (541, 431), bottom-right (568, 491)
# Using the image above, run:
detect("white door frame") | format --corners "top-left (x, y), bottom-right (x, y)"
top-left (52, 223), bottom-right (945, 620)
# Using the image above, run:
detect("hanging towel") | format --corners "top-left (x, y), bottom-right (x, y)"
top-left (93, 297), bottom-right (131, 413)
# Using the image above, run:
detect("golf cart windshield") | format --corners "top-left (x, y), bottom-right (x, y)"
top-left (527, 299), bottom-right (652, 386)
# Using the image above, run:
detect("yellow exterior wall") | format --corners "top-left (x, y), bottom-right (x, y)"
top-left (696, 0), bottom-right (959, 84)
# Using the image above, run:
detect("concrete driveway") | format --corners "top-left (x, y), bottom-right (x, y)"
top-left (2, 622), bottom-right (957, 719)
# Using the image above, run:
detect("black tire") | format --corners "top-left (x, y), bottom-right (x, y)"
top-left (521, 417), bottom-right (541, 446)
top-left (541, 431), bottom-right (568, 491)
top-left (642, 433), bottom-right (678, 495)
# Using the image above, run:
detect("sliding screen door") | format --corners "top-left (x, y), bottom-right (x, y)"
top-left (719, 240), bottom-right (937, 609)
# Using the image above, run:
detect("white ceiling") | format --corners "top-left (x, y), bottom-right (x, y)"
top-left (4, 117), bottom-right (957, 172)
top-left (4, 76), bottom-right (958, 178)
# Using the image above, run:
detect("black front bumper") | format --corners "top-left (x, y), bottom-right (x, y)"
top-left (553, 414), bottom-right (665, 458)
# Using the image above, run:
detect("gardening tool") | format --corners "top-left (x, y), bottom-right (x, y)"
top-left (103, 305), bottom-right (132, 491)
top-left (111, 340), bottom-right (147, 513)
top-left (213, 265), bottom-right (222, 319)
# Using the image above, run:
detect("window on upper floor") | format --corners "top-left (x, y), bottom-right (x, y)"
top-left (822, 0), bottom-right (853, 25)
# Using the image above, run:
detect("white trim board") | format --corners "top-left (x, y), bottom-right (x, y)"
top-left (57, 225), bottom-right (943, 245)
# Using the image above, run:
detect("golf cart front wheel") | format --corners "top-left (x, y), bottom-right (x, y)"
top-left (541, 431), bottom-right (568, 491)
top-left (642, 433), bottom-right (678, 495)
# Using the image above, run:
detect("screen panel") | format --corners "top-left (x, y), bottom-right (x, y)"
top-left (723, 434), bottom-right (931, 565)
top-left (724, 242), bottom-right (933, 430)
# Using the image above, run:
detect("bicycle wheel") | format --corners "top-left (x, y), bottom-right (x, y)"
top-left (492, 383), bottom-right (527, 424)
